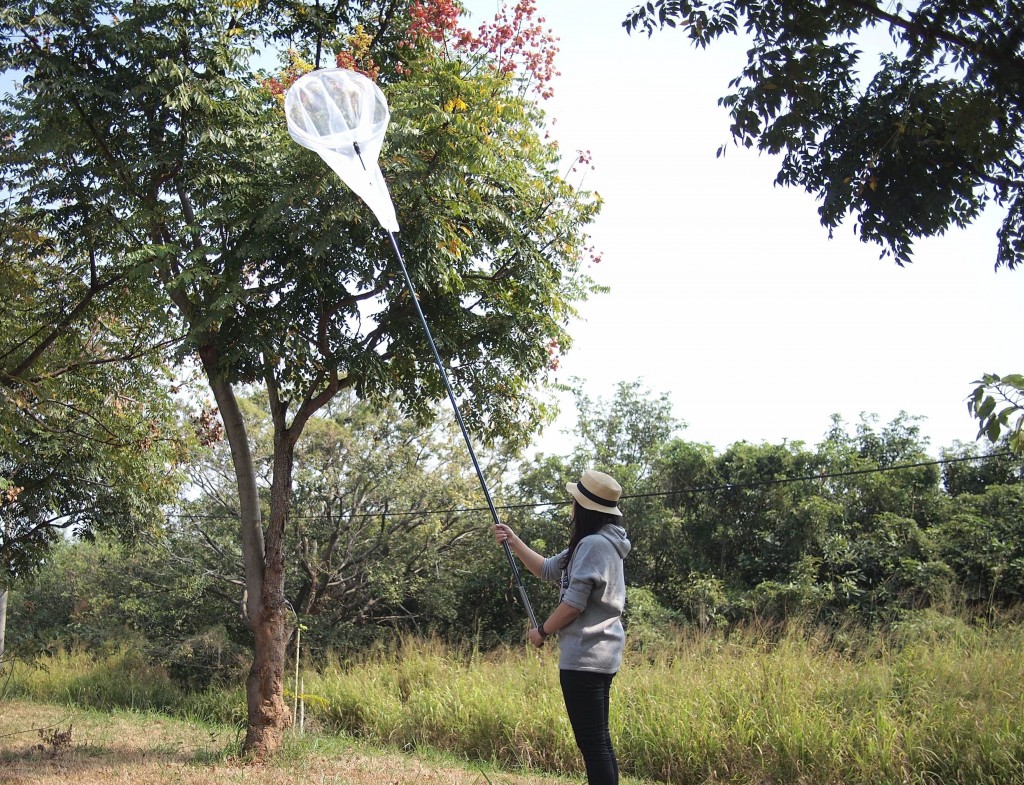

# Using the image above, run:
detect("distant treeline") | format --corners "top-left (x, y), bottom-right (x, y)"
top-left (7, 384), bottom-right (1023, 685)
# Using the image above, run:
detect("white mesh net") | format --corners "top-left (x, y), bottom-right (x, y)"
top-left (285, 68), bottom-right (399, 232)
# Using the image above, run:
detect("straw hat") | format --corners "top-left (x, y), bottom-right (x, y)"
top-left (566, 470), bottom-right (622, 516)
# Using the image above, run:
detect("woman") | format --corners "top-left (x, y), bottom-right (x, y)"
top-left (493, 469), bottom-right (631, 785)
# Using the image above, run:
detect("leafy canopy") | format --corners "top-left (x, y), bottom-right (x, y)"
top-left (625, 0), bottom-right (1024, 269)
top-left (0, 225), bottom-right (187, 582)
top-left (0, 0), bottom-right (601, 444)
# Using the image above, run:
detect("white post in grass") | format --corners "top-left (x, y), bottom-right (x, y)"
top-left (292, 625), bottom-right (301, 732)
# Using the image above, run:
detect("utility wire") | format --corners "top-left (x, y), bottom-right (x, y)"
top-left (169, 451), bottom-right (1019, 523)
top-left (627, 451), bottom-right (1019, 502)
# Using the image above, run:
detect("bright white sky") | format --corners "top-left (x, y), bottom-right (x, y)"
top-left (462, 0), bottom-right (1023, 458)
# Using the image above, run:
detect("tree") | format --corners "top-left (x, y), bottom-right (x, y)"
top-left (940, 437), bottom-right (1024, 496)
top-left (571, 379), bottom-right (680, 483)
top-left (6, 534), bottom-right (249, 686)
top-left (938, 484), bottom-right (1024, 607)
top-left (624, 0), bottom-right (1024, 270)
top-left (967, 373), bottom-right (1024, 456)
top-left (816, 412), bottom-right (946, 529)
top-left (818, 511), bottom-right (953, 619)
top-left (2, 0), bottom-right (599, 755)
top-left (177, 391), bottom-right (516, 651)
top-left (682, 440), bottom-right (823, 588)
top-left (0, 240), bottom-right (187, 660)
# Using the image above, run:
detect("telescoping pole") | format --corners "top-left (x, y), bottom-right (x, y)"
top-left (380, 228), bottom-right (539, 630)
top-left (284, 70), bottom-right (538, 630)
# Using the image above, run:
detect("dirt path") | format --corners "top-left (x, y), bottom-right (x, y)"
top-left (0, 701), bottom-right (564, 785)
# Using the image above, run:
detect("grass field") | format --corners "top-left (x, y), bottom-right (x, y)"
top-left (3, 615), bottom-right (1024, 784)
top-left (0, 700), bottom-right (580, 785)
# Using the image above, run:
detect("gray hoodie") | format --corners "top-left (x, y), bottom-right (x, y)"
top-left (540, 523), bottom-right (631, 674)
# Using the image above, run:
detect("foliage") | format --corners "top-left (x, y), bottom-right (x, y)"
top-left (671, 571), bottom-right (732, 629)
top-left (9, 374), bottom-right (1024, 663)
top-left (9, 623), bottom-right (1024, 785)
top-left (624, 0), bottom-right (1024, 270)
top-left (504, 385), bottom-right (979, 628)
top-left (620, 585), bottom-right (679, 647)
top-left (174, 390), bottom-right (519, 652)
top-left (940, 437), bottom-right (1023, 496)
top-left (938, 483), bottom-right (1024, 605)
top-left (1, 0), bottom-right (600, 752)
top-left (819, 512), bottom-right (954, 619)
top-left (683, 440), bottom-right (824, 587)
top-left (570, 379), bottom-right (680, 481)
top-left (968, 372), bottom-right (1024, 456)
top-left (0, 244), bottom-right (189, 583)
top-left (816, 412), bottom-right (946, 528)
top-left (746, 555), bottom-right (828, 620)
top-left (506, 385), bottom-right (1018, 627)
top-left (6, 536), bottom-right (251, 686)
top-left (11, 379), bottom-right (1024, 673)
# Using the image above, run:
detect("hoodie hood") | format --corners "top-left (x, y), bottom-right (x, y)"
top-left (598, 523), bottom-right (631, 559)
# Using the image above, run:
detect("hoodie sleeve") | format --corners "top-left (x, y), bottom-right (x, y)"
top-left (541, 549), bottom-right (568, 583)
top-left (560, 538), bottom-right (609, 611)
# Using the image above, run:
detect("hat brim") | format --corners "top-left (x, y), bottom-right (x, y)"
top-left (566, 482), bottom-right (622, 516)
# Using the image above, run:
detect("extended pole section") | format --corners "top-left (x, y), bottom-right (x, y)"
top-left (285, 71), bottom-right (536, 629)
top-left (381, 230), bottom-right (539, 630)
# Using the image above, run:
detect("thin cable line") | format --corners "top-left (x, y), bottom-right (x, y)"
top-left (628, 451), bottom-right (1019, 502)
top-left (168, 451), bottom-right (1019, 523)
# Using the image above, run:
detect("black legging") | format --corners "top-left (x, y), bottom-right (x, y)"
top-left (559, 669), bottom-right (619, 785)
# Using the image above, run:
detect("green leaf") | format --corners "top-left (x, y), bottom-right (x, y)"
top-left (1001, 374), bottom-right (1024, 390)
top-left (986, 417), bottom-right (1002, 442)
top-left (977, 395), bottom-right (997, 419)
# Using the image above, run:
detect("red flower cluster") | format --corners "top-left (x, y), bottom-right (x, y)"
top-left (474, 0), bottom-right (560, 98)
top-left (406, 0), bottom-right (465, 45)
top-left (403, 0), bottom-right (560, 99)
top-left (546, 338), bottom-right (560, 371)
top-left (261, 75), bottom-right (288, 98)
top-left (335, 50), bottom-right (380, 80)
top-left (570, 148), bottom-right (595, 174)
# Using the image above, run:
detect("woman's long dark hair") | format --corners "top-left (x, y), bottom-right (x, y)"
top-left (559, 501), bottom-right (622, 570)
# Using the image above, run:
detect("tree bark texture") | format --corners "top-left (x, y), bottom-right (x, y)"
top-left (242, 428), bottom-right (299, 756)
top-left (200, 348), bottom-right (293, 758)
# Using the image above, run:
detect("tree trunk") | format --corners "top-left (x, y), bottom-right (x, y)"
top-left (243, 427), bottom-right (299, 756)
top-left (201, 352), bottom-right (292, 759)
top-left (243, 591), bottom-right (291, 757)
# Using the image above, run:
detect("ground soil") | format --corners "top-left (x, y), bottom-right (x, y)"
top-left (0, 700), bottom-right (564, 785)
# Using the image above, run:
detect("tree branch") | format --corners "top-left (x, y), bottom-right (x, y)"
top-left (2, 270), bottom-right (122, 384)
top-left (837, 0), bottom-right (1024, 79)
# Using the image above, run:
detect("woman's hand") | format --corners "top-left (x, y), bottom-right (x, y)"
top-left (492, 523), bottom-right (516, 545)
top-left (528, 627), bottom-right (545, 648)
top-left (492, 524), bottom-right (545, 578)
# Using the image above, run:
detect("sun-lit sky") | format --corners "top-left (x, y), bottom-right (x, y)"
top-left (5, 2), bottom-right (1016, 460)
top-left (462, 0), bottom-right (1023, 458)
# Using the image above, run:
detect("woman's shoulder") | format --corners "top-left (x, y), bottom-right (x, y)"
top-left (578, 526), bottom-right (630, 561)
top-left (575, 533), bottom-right (615, 558)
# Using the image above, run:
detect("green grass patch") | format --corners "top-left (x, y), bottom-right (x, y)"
top-left (3, 649), bottom-right (182, 711)
top-left (5, 619), bottom-right (1024, 784)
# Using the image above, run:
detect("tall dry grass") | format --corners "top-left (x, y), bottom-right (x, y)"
top-left (5, 615), bottom-right (1024, 784)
